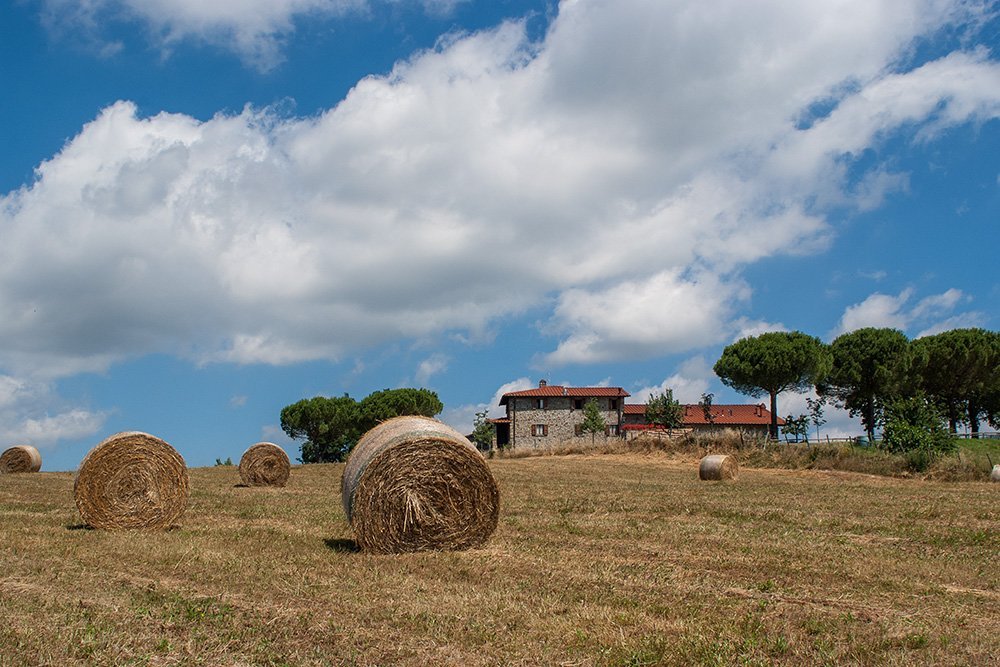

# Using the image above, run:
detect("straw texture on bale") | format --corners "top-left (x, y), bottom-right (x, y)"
top-left (239, 442), bottom-right (291, 487)
top-left (0, 445), bottom-right (42, 473)
top-left (991, 465), bottom-right (1000, 483)
top-left (342, 416), bottom-right (500, 554)
top-left (699, 454), bottom-right (739, 481)
top-left (74, 432), bottom-right (189, 530)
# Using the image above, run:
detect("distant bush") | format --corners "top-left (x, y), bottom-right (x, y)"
top-left (881, 396), bottom-right (957, 455)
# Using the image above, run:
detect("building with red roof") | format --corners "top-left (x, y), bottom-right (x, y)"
top-left (494, 380), bottom-right (629, 448)
top-left (492, 380), bottom-right (783, 448)
top-left (622, 402), bottom-right (783, 437)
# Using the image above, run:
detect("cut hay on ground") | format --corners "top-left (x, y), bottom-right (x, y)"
top-left (0, 445), bottom-right (42, 473)
top-left (239, 442), bottom-right (291, 487)
top-left (74, 431), bottom-right (190, 530)
top-left (342, 416), bottom-right (500, 554)
top-left (699, 453), bottom-right (739, 481)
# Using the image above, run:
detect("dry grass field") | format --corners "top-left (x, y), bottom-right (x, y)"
top-left (1, 455), bottom-right (996, 666)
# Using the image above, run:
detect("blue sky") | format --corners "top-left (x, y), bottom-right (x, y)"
top-left (1, 0), bottom-right (998, 471)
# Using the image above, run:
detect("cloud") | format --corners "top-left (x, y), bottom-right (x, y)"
top-left (41, 0), bottom-right (363, 72)
top-left (39, 0), bottom-right (472, 71)
top-left (831, 287), bottom-right (983, 338)
top-left (779, 390), bottom-right (859, 439)
top-left (438, 403), bottom-right (480, 436)
top-left (541, 270), bottom-right (750, 366)
top-left (260, 424), bottom-right (298, 449)
top-left (438, 376), bottom-right (533, 434)
top-left (229, 395), bottom-right (248, 408)
top-left (415, 353), bottom-right (449, 385)
top-left (729, 318), bottom-right (789, 343)
top-left (833, 290), bottom-right (915, 334)
top-left (4, 1), bottom-right (1000, 380)
top-left (914, 313), bottom-right (988, 339)
top-left (631, 356), bottom-right (713, 405)
top-left (0, 374), bottom-right (107, 448)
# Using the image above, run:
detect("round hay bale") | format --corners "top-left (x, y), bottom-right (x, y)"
top-left (991, 464), bottom-right (1000, 483)
top-left (699, 453), bottom-right (738, 481)
top-left (342, 415), bottom-right (500, 554)
top-left (0, 445), bottom-right (42, 473)
top-left (74, 431), bottom-right (189, 530)
top-left (239, 442), bottom-right (290, 487)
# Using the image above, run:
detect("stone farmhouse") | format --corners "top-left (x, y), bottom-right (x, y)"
top-left (492, 381), bottom-right (629, 449)
top-left (491, 380), bottom-right (782, 449)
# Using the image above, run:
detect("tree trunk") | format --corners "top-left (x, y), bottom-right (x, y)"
top-left (968, 400), bottom-right (980, 439)
top-left (864, 400), bottom-right (876, 444)
top-left (769, 391), bottom-right (778, 439)
top-left (949, 401), bottom-right (963, 433)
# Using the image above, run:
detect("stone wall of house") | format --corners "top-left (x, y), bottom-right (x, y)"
top-left (509, 396), bottom-right (623, 448)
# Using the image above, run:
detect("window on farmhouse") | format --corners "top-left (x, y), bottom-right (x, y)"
top-left (536, 398), bottom-right (547, 409)
top-left (609, 398), bottom-right (619, 410)
top-left (573, 398), bottom-right (584, 410)
top-left (606, 425), bottom-right (619, 436)
top-left (574, 424), bottom-right (583, 436)
top-left (531, 424), bottom-right (548, 437)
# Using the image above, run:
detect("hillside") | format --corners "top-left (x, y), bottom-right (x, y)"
top-left (0, 456), bottom-right (996, 665)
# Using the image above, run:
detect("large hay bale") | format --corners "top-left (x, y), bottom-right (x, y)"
top-left (699, 453), bottom-right (738, 481)
top-left (342, 415), bottom-right (500, 554)
top-left (74, 432), bottom-right (189, 530)
top-left (991, 464), bottom-right (1000, 483)
top-left (0, 445), bottom-right (42, 473)
top-left (239, 442), bottom-right (290, 487)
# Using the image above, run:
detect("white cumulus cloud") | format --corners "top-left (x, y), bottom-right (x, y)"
top-left (631, 356), bottom-right (714, 405)
top-left (415, 353), bottom-right (450, 385)
top-left (439, 376), bottom-right (534, 434)
top-left (3, 0), bottom-right (999, 384)
top-left (831, 287), bottom-right (983, 338)
top-left (0, 375), bottom-right (107, 448)
top-left (41, 0), bottom-right (462, 71)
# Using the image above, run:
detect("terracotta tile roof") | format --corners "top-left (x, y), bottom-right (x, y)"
top-left (624, 403), bottom-right (785, 426)
top-left (499, 385), bottom-right (629, 406)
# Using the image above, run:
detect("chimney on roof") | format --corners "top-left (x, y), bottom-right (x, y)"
top-left (562, 387), bottom-right (567, 396)
top-left (538, 379), bottom-right (547, 388)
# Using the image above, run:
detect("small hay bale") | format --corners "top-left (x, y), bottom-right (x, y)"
top-left (342, 415), bottom-right (500, 554)
top-left (991, 465), bottom-right (1000, 483)
top-left (74, 431), bottom-right (189, 530)
top-left (239, 442), bottom-right (290, 487)
top-left (0, 445), bottom-right (42, 473)
top-left (699, 453), bottom-right (738, 481)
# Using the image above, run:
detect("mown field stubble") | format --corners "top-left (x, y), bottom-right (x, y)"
top-left (0, 455), bottom-right (996, 666)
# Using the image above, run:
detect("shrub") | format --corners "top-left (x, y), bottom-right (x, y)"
top-left (881, 396), bottom-right (956, 455)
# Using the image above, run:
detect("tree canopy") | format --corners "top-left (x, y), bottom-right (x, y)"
top-left (281, 388), bottom-right (443, 462)
top-left (713, 331), bottom-right (831, 438)
top-left (580, 399), bottom-right (607, 443)
top-left (819, 327), bottom-right (910, 443)
top-left (358, 388), bottom-right (444, 428)
top-left (470, 410), bottom-right (494, 452)
top-left (280, 394), bottom-right (361, 464)
top-left (911, 328), bottom-right (1000, 435)
top-left (645, 390), bottom-right (684, 435)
